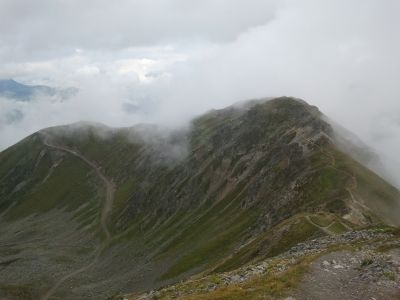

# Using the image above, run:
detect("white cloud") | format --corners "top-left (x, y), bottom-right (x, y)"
top-left (0, 0), bottom-right (278, 62)
top-left (1, 0), bottom-right (400, 186)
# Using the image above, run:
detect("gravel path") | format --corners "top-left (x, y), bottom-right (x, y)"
top-left (40, 140), bottom-right (115, 300)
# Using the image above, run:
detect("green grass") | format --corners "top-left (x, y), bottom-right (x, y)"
top-left (113, 177), bottom-right (136, 214)
top-left (266, 217), bottom-right (323, 258)
top-left (327, 221), bottom-right (348, 234)
top-left (360, 257), bottom-right (373, 267)
top-left (7, 155), bottom-right (100, 218)
top-left (309, 213), bottom-right (335, 227)
top-left (384, 271), bottom-right (396, 281)
top-left (308, 213), bottom-right (349, 234)
top-left (161, 211), bottom-right (257, 279)
top-left (2, 98), bottom-right (400, 299)
top-left (376, 242), bottom-right (400, 253)
top-left (150, 254), bottom-right (319, 300)
top-left (155, 179), bottom-right (251, 256)
top-left (213, 214), bottom-right (324, 273)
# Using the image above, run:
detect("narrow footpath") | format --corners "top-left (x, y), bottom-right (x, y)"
top-left (40, 140), bottom-right (115, 300)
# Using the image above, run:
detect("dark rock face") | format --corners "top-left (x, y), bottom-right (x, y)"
top-left (0, 97), bottom-right (399, 299)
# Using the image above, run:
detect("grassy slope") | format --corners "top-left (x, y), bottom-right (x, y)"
top-left (0, 134), bottom-right (102, 220)
top-left (0, 98), bottom-right (399, 299)
top-left (41, 98), bottom-right (400, 283)
top-left (0, 134), bottom-right (105, 298)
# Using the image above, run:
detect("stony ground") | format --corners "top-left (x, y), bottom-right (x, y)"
top-left (294, 249), bottom-right (400, 300)
top-left (124, 228), bottom-right (400, 300)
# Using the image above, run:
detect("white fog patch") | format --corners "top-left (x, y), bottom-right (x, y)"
top-left (0, 0), bottom-right (399, 186)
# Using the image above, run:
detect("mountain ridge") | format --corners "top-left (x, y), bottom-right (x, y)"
top-left (0, 97), bottom-right (399, 299)
top-left (0, 79), bottom-right (78, 101)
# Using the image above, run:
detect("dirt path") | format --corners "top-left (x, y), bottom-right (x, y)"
top-left (304, 137), bottom-right (370, 217)
top-left (303, 135), bottom-right (379, 228)
top-left (40, 141), bottom-right (115, 300)
top-left (305, 215), bottom-right (335, 236)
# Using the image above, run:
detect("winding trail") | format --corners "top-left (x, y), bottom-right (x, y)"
top-left (40, 140), bottom-right (115, 300)
top-left (304, 137), bottom-right (362, 207)
top-left (305, 215), bottom-right (335, 236)
top-left (303, 136), bottom-right (372, 228)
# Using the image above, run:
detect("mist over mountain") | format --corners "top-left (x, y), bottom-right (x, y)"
top-left (1, 1), bottom-right (400, 190)
top-left (0, 97), bottom-right (399, 299)
top-left (0, 79), bottom-right (77, 101)
top-left (1, 1), bottom-right (400, 299)
top-left (0, 79), bottom-right (79, 148)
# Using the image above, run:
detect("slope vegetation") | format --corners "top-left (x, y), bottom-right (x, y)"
top-left (0, 97), bottom-right (399, 299)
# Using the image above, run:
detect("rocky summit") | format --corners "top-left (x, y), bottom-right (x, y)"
top-left (0, 97), bottom-right (399, 299)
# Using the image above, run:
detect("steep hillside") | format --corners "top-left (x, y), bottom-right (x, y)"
top-left (0, 97), bottom-right (399, 299)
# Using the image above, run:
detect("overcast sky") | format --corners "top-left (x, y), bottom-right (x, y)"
top-left (1, 0), bottom-right (400, 185)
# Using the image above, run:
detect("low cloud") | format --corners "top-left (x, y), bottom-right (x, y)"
top-left (0, 0), bottom-right (400, 187)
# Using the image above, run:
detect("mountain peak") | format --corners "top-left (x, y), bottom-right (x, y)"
top-left (0, 97), bottom-right (399, 299)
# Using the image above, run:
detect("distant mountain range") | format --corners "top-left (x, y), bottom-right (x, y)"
top-left (0, 79), bottom-right (78, 101)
